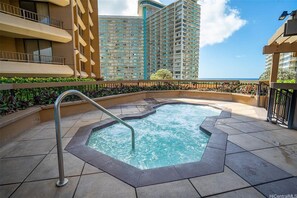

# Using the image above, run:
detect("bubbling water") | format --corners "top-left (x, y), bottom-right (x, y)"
top-left (87, 104), bottom-right (221, 170)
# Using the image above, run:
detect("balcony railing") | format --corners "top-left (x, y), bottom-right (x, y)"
top-left (0, 51), bottom-right (65, 65)
top-left (267, 83), bottom-right (297, 129)
top-left (0, 2), bottom-right (63, 29)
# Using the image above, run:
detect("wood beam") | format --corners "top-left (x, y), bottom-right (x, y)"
top-left (274, 35), bottom-right (297, 45)
top-left (270, 53), bottom-right (280, 83)
top-left (286, 36), bottom-right (297, 44)
top-left (268, 24), bottom-right (284, 45)
top-left (268, 24), bottom-right (297, 45)
top-left (263, 42), bottom-right (297, 54)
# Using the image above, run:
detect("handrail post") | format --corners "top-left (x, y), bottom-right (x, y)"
top-left (53, 90), bottom-right (135, 187)
top-left (54, 97), bottom-right (68, 187)
top-left (131, 128), bottom-right (135, 150)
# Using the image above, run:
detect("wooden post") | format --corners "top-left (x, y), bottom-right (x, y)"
top-left (270, 53), bottom-right (280, 83)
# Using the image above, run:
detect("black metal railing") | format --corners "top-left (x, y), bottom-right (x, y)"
top-left (0, 2), bottom-right (63, 29)
top-left (267, 84), bottom-right (297, 128)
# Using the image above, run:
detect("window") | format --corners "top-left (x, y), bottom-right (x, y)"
top-left (25, 40), bottom-right (39, 62)
top-left (20, 1), bottom-right (50, 25)
top-left (78, 7), bottom-right (83, 18)
top-left (79, 26), bottom-right (83, 37)
top-left (20, 1), bottom-right (36, 12)
top-left (36, 3), bottom-right (49, 24)
top-left (39, 40), bottom-right (52, 57)
top-left (80, 44), bottom-right (84, 54)
top-left (24, 40), bottom-right (52, 63)
top-left (81, 61), bottom-right (86, 71)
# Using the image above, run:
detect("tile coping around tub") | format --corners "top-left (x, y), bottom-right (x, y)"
top-left (65, 101), bottom-right (231, 187)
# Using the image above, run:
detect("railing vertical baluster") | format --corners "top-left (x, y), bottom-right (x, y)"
top-left (288, 90), bottom-right (296, 129)
top-left (21, 9), bottom-right (25, 19)
top-left (256, 83), bottom-right (261, 107)
top-left (267, 88), bottom-right (274, 122)
top-left (283, 90), bottom-right (288, 122)
top-left (272, 89), bottom-right (276, 122)
top-left (277, 90), bottom-right (283, 123)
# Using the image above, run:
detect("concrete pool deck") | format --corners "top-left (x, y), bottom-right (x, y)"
top-left (0, 98), bottom-right (297, 197)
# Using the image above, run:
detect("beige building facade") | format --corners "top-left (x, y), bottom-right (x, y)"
top-left (0, 0), bottom-right (100, 78)
top-left (265, 52), bottom-right (297, 72)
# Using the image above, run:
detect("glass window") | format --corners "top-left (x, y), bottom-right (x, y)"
top-left (80, 44), bottom-right (84, 54)
top-left (20, 1), bottom-right (36, 13)
top-left (39, 40), bottom-right (52, 63)
top-left (24, 40), bottom-right (52, 63)
top-left (20, 1), bottom-right (49, 24)
top-left (20, 0), bottom-right (37, 20)
top-left (36, 3), bottom-right (50, 24)
top-left (24, 40), bottom-right (39, 63)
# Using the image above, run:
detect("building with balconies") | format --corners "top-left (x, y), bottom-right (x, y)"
top-left (265, 52), bottom-right (297, 72)
top-left (0, 0), bottom-right (100, 78)
top-left (140, 0), bottom-right (200, 79)
top-left (98, 0), bottom-right (200, 80)
top-left (99, 16), bottom-right (144, 80)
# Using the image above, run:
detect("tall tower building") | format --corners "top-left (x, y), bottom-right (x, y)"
top-left (0, 0), bottom-right (100, 78)
top-left (99, 0), bottom-right (200, 80)
top-left (99, 16), bottom-right (144, 80)
top-left (138, 0), bottom-right (165, 79)
top-left (139, 0), bottom-right (200, 79)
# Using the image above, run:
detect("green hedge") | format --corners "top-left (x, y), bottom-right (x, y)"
top-left (0, 77), bottom-right (95, 84)
top-left (277, 79), bottom-right (296, 83)
top-left (0, 79), bottom-right (264, 116)
top-left (0, 83), bottom-right (189, 116)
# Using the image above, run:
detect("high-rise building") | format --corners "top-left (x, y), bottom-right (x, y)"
top-left (99, 0), bottom-right (200, 80)
top-left (99, 16), bottom-right (144, 80)
top-left (0, 0), bottom-right (100, 78)
top-left (265, 52), bottom-right (297, 71)
top-left (140, 0), bottom-right (200, 79)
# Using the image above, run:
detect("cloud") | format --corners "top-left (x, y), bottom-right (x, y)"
top-left (98, 0), bottom-right (161, 16)
top-left (98, 0), bottom-right (246, 47)
top-left (199, 0), bottom-right (247, 47)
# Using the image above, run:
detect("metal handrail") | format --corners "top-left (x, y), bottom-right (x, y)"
top-left (54, 90), bottom-right (135, 187)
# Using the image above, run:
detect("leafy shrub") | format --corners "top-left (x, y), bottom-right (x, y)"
top-left (0, 81), bottom-right (264, 116)
top-left (0, 77), bottom-right (95, 84)
top-left (150, 69), bottom-right (173, 80)
top-left (277, 79), bottom-right (296, 83)
top-left (259, 68), bottom-right (296, 81)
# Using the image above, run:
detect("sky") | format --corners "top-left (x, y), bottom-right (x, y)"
top-left (98, 0), bottom-right (296, 79)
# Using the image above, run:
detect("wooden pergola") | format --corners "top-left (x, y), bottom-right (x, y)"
top-left (263, 23), bottom-right (297, 82)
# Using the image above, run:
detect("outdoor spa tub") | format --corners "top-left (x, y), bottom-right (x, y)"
top-left (66, 102), bottom-right (230, 187)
